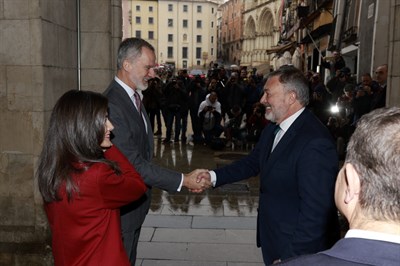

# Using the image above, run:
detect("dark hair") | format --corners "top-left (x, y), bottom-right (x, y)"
top-left (37, 90), bottom-right (120, 202)
top-left (117, 37), bottom-right (155, 70)
top-left (268, 66), bottom-right (309, 106)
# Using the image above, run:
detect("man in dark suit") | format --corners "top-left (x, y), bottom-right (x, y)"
top-left (199, 66), bottom-right (340, 264)
top-left (104, 38), bottom-right (210, 265)
top-left (278, 107), bottom-right (400, 265)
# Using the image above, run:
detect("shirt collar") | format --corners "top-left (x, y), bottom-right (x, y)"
top-left (114, 76), bottom-right (135, 98)
top-left (345, 229), bottom-right (400, 244)
top-left (278, 107), bottom-right (305, 132)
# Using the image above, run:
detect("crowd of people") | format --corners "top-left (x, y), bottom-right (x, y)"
top-left (141, 50), bottom-right (387, 154)
top-left (142, 64), bottom-right (269, 149)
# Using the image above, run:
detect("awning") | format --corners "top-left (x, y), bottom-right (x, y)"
top-left (266, 41), bottom-right (297, 55)
top-left (300, 23), bottom-right (333, 44)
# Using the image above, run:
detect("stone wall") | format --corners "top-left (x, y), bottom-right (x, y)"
top-left (0, 0), bottom-right (120, 265)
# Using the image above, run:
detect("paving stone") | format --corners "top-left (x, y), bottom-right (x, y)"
top-left (143, 214), bottom-right (192, 228)
top-left (192, 216), bottom-right (257, 230)
top-left (151, 228), bottom-right (256, 244)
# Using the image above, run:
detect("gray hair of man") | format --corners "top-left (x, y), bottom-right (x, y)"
top-left (116, 37), bottom-right (155, 70)
top-left (346, 107), bottom-right (400, 222)
top-left (268, 65), bottom-right (309, 106)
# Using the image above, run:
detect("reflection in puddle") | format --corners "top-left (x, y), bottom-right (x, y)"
top-left (151, 140), bottom-right (260, 216)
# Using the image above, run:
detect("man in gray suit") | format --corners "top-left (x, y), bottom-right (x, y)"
top-left (278, 107), bottom-right (400, 265)
top-left (104, 38), bottom-right (210, 265)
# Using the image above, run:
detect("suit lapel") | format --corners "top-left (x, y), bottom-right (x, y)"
top-left (265, 110), bottom-right (308, 168)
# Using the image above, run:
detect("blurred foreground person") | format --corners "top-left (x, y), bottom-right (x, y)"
top-left (278, 107), bottom-right (400, 265)
top-left (37, 90), bottom-right (147, 266)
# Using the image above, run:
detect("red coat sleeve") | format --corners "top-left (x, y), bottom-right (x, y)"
top-left (96, 145), bottom-right (147, 209)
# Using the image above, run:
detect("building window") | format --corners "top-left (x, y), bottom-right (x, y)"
top-left (211, 48), bottom-right (214, 56)
top-left (135, 30), bottom-right (141, 38)
top-left (196, 35), bottom-right (202, 43)
top-left (197, 60), bottom-right (201, 66)
top-left (167, 47), bottom-right (173, 58)
top-left (136, 5), bottom-right (140, 11)
top-left (149, 6), bottom-right (153, 12)
top-left (183, 19), bottom-right (188, 28)
top-left (149, 17), bottom-right (154, 24)
top-left (183, 5), bottom-right (188, 12)
top-left (168, 4), bottom-right (173, 11)
top-left (168, 19), bottom-right (173, 27)
top-left (183, 61), bottom-right (188, 68)
top-left (196, 20), bottom-right (202, 28)
top-left (197, 5), bottom-right (202, 13)
top-left (148, 31), bottom-right (154, 40)
top-left (212, 7), bottom-right (214, 13)
top-left (196, 47), bottom-right (202, 59)
top-left (211, 21), bottom-right (214, 28)
top-left (211, 36), bottom-right (214, 43)
top-left (135, 16), bottom-right (141, 24)
top-left (182, 47), bottom-right (188, 59)
top-left (168, 34), bottom-right (173, 42)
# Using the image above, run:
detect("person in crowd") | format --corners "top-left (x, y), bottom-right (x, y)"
top-left (321, 50), bottom-right (346, 78)
top-left (142, 77), bottom-right (163, 136)
top-left (244, 75), bottom-right (263, 120)
top-left (188, 75), bottom-right (207, 144)
top-left (347, 73), bottom-right (377, 124)
top-left (370, 64), bottom-right (387, 110)
top-left (224, 105), bottom-right (247, 147)
top-left (246, 102), bottom-right (269, 143)
top-left (176, 69), bottom-right (191, 142)
top-left (308, 73), bottom-right (330, 123)
top-left (277, 107), bottom-right (400, 265)
top-left (162, 78), bottom-right (188, 144)
top-left (197, 66), bottom-right (340, 265)
top-left (37, 90), bottom-right (148, 266)
top-left (326, 67), bottom-right (354, 105)
top-left (198, 91), bottom-right (224, 145)
top-left (103, 38), bottom-right (210, 265)
top-left (225, 72), bottom-right (246, 119)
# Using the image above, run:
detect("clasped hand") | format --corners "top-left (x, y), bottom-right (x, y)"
top-left (183, 169), bottom-right (212, 193)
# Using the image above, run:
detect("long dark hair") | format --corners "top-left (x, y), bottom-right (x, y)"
top-left (37, 90), bottom-right (120, 202)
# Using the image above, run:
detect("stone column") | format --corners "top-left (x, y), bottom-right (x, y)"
top-left (387, 0), bottom-right (400, 106)
top-left (0, 0), bottom-right (120, 264)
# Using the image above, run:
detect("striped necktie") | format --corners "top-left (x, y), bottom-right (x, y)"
top-left (133, 91), bottom-right (142, 114)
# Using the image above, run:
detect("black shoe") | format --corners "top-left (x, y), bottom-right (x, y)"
top-left (154, 130), bottom-right (162, 136)
top-left (181, 137), bottom-right (187, 142)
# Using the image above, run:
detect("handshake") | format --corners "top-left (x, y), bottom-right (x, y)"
top-left (183, 169), bottom-right (212, 193)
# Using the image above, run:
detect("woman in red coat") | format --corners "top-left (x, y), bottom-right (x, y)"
top-left (37, 90), bottom-right (147, 266)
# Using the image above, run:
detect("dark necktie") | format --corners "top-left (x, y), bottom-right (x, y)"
top-left (133, 91), bottom-right (142, 114)
top-left (271, 125), bottom-right (281, 152)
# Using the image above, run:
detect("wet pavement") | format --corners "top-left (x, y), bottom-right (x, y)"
top-left (136, 136), bottom-right (265, 265)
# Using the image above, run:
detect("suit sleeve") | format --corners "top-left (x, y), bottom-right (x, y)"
top-left (96, 145), bottom-right (147, 209)
top-left (107, 96), bottom-right (182, 192)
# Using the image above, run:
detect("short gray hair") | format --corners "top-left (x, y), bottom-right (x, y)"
top-left (268, 66), bottom-right (309, 106)
top-left (346, 107), bottom-right (400, 222)
top-left (117, 38), bottom-right (155, 70)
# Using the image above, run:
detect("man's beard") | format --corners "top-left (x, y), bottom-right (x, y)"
top-left (265, 111), bottom-right (276, 123)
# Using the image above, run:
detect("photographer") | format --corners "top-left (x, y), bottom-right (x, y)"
top-left (246, 102), bottom-right (269, 143)
top-left (198, 92), bottom-right (223, 145)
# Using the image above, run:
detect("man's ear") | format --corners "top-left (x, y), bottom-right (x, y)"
top-left (344, 163), bottom-right (361, 204)
top-left (123, 60), bottom-right (131, 72)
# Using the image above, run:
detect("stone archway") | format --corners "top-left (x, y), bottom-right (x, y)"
top-left (241, 16), bottom-right (256, 65)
